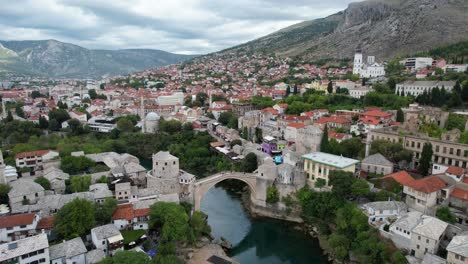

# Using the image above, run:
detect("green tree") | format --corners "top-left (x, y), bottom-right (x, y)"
top-left (34, 177), bottom-right (51, 190)
top-left (462, 81), bottom-right (468, 101)
top-left (190, 211), bottom-right (211, 239)
top-left (117, 118), bottom-right (135, 132)
top-left (351, 180), bottom-right (370, 197)
top-left (230, 139), bottom-right (242, 148)
top-left (314, 178), bottom-right (326, 190)
top-left (0, 184), bottom-right (11, 204)
top-left (327, 81), bottom-right (333, 94)
top-left (38, 116), bottom-right (49, 129)
top-left (396, 108), bottom-right (404, 123)
top-left (436, 206), bottom-right (456, 224)
top-left (61, 156), bottom-right (95, 175)
top-left (266, 186), bottom-right (280, 204)
top-left (328, 171), bottom-right (356, 197)
top-left (243, 153), bottom-right (258, 172)
top-left (95, 198), bottom-right (117, 225)
top-left (5, 111), bottom-right (13, 122)
top-left (320, 125), bottom-right (330, 153)
top-left (286, 85), bottom-right (291, 97)
top-left (55, 198), bottom-right (95, 239)
top-left (101, 250), bottom-right (151, 264)
top-left (152, 254), bottom-right (183, 264)
top-left (446, 113), bottom-right (466, 131)
top-left (69, 175), bottom-right (92, 193)
top-left (293, 84), bottom-right (299, 95)
top-left (149, 202), bottom-right (190, 242)
top-left (68, 119), bottom-right (86, 135)
top-left (418, 143), bottom-right (433, 176)
top-left (31, 91), bottom-right (43, 99)
top-left (15, 107), bottom-right (25, 118)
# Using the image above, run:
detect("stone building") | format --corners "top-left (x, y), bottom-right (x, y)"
top-left (295, 126), bottom-right (323, 155)
top-left (361, 153), bottom-right (393, 175)
top-left (367, 126), bottom-right (468, 169)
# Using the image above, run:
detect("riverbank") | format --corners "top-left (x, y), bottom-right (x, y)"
top-left (186, 243), bottom-right (239, 264)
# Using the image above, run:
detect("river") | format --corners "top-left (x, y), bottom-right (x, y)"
top-left (201, 186), bottom-right (328, 264)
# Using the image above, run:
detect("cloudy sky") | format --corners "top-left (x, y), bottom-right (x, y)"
top-left (0, 0), bottom-right (358, 54)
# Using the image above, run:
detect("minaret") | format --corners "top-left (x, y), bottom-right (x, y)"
top-left (253, 84), bottom-right (257, 96)
top-left (0, 150), bottom-right (5, 184)
top-left (140, 95), bottom-right (145, 133)
top-left (1, 99), bottom-right (6, 119)
top-left (353, 47), bottom-right (363, 75)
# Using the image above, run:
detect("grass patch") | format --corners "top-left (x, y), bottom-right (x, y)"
top-left (121, 229), bottom-right (146, 245)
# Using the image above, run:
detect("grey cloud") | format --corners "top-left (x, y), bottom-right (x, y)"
top-left (0, 0), bottom-right (357, 54)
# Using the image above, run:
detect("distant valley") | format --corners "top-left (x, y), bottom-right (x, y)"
top-left (0, 40), bottom-right (196, 79)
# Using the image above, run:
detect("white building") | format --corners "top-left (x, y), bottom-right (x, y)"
top-left (444, 64), bottom-right (468, 73)
top-left (49, 237), bottom-right (87, 264)
top-left (0, 233), bottom-right (49, 264)
top-left (395, 80), bottom-right (456, 97)
top-left (389, 211), bottom-right (423, 247)
top-left (157, 92), bottom-right (184, 106)
top-left (400, 57), bottom-right (434, 71)
top-left (88, 117), bottom-right (118, 133)
top-left (0, 213), bottom-right (39, 242)
top-left (353, 49), bottom-right (385, 78)
top-left (361, 201), bottom-right (407, 224)
top-left (91, 224), bottom-right (124, 256)
top-left (348, 86), bottom-right (373, 99)
top-left (111, 204), bottom-right (150, 231)
top-left (15, 150), bottom-right (59, 170)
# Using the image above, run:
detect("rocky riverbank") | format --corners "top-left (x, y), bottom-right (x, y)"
top-left (185, 242), bottom-right (239, 264)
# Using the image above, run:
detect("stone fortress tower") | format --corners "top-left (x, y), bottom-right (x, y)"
top-left (146, 151), bottom-right (181, 194)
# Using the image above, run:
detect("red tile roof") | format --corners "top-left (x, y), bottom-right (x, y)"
top-left (382, 171), bottom-right (415, 185)
top-left (287, 122), bottom-right (306, 129)
top-left (0, 213), bottom-right (36, 228)
top-left (446, 166), bottom-right (466, 177)
top-left (112, 204), bottom-right (134, 222)
top-left (463, 177), bottom-right (468, 184)
top-left (36, 216), bottom-right (54, 229)
top-left (15, 150), bottom-right (51, 159)
top-left (360, 110), bottom-right (392, 118)
top-left (134, 208), bottom-right (150, 217)
top-left (315, 115), bottom-right (350, 124)
top-left (405, 175), bottom-right (447, 193)
top-left (450, 188), bottom-right (468, 201)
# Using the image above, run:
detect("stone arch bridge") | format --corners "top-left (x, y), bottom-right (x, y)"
top-left (193, 172), bottom-right (263, 211)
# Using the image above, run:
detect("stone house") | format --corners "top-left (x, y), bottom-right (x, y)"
top-left (360, 153), bottom-right (394, 176)
top-left (90, 224), bottom-right (124, 256)
top-left (0, 213), bottom-right (39, 242)
top-left (49, 237), bottom-right (87, 264)
top-left (446, 232), bottom-right (468, 264)
top-left (410, 215), bottom-right (448, 259)
top-left (402, 175), bottom-right (449, 215)
top-left (8, 179), bottom-right (45, 208)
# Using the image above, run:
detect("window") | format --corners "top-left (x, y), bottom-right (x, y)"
top-left (165, 162), bottom-right (167, 166)
top-left (418, 236), bottom-right (421, 240)
top-left (416, 245), bottom-right (420, 249)
top-left (173, 161), bottom-right (176, 165)
top-left (426, 239), bottom-right (429, 243)
top-left (20, 225), bottom-right (26, 228)
top-left (102, 241), bottom-right (105, 245)
top-left (435, 145), bottom-right (439, 152)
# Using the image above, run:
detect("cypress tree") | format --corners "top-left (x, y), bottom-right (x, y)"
top-left (327, 81), bottom-right (333, 94)
top-left (286, 85), bottom-right (291, 97)
top-left (320, 125), bottom-right (330, 153)
top-left (396, 109), bottom-right (404, 123)
top-left (418, 143), bottom-right (433, 176)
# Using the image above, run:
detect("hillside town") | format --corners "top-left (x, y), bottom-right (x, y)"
top-left (0, 42), bottom-right (467, 264)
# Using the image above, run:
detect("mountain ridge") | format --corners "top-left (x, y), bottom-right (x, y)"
top-left (224, 0), bottom-right (468, 61)
top-left (0, 39), bottom-right (196, 78)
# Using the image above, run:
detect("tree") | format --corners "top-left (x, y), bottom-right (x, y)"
top-left (149, 202), bottom-right (190, 242)
top-left (61, 156), bottom-right (95, 175)
top-left (446, 113), bottom-right (466, 131)
top-left (396, 109), bottom-right (404, 123)
top-left (68, 118), bottom-right (85, 135)
top-left (327, 81), bottom-right (333, 94)
top-left (95, 198), bottom-right (117, 225)
top-left (49, 109), bottom-right (70, 125)
top-left (293, 84), bottom-right (299, 95)
top-left (69, 175), bottom-right (92, 193)
top-left (266, 186), bottom-right (280, 204)
top-left (34, 177), bottom-right (51, 190)
top-left (5, 111), bottom-right (13, 122)
top-left (462, 81), bottom-right (468, 101)
top-left (15, 107), bottom-right (25, 118)
top-left (351, 180), bottom-right (370, 197)
top-left (31, 91), bottom-right (43, 99)
top-left (255, 127), bottom-right (262, 143)
top-left (286, 85), bottom-right (291, 97)
top-left (195, 92), bottom-right (208, 106)
top-left (436, 206), bottom-right (456, 224)
top-left (0, 184), bottom-right (11, 204)
top-left (38, 116), bottom-right (48, 129)
top-left (88, 89), bottom-right (98, 100)
top-left (190, 211), bottom-right (211, 238)
top-left (117, 118), bottom-right (134, 132)
top-left (230, 139), bottom-right (242, 148)
top-left (55, 198), bottom-right (95, 239)
top-left (314, 178), bottom-right (326, 190)
top-left (152, 254), bottom-right (183, 264)
top-left (101, 250), bottom-right (151, 264)
top-left (328, 171), bottom-right (356, 197)
top-left (418, 143), bottom-right (433, 176)
top-left (320, 125), bottom-right (330, 153)
top-left (243, 153), bottom-right (258, 172)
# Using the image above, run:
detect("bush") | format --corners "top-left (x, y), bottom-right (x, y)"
top-left (34, 177), bottom-right (51, 190)
top-left (266, 186), bottom-right (279, 204)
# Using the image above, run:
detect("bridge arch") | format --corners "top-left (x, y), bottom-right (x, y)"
top-left (193, 172), bottom-right (257, 211)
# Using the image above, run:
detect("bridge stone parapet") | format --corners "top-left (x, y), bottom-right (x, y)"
top-left (193, 172), bottom-right (266, 211)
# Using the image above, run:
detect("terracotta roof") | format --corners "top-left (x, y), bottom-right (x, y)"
top-left (261, 107), bottom-right (278, 115)
top-left (112, 204), bottom-right (134, 222)
top-left (359, 117), bottom-right (382, 125)
top-left (36, 216), bottom-right (54, 229)
top-left (463, 177), bottom-right (468, 184)
top-left (450, 188), bottom-right (468, 201)
top-left (15, 150), bottom-right (51, 159)
top-left (134, 208), bottom-right (150, 217)
top-left (0, 213), bottom-right (36, 228)
top-left (287, 122), bottom-right (306, 129)
top-left (382, 171), bottom-right (415, 185)
top-left (315, 115), bottom-right (350, 124)
top-left (446, 166), bottom-right (466, 177)
top-left (405, 175), bottom-right (447, 193)
top-left (360, 110), bottom-right (392, 118)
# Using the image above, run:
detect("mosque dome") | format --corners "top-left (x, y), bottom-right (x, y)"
top-left (146, 112), bottom-right (160, 121)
